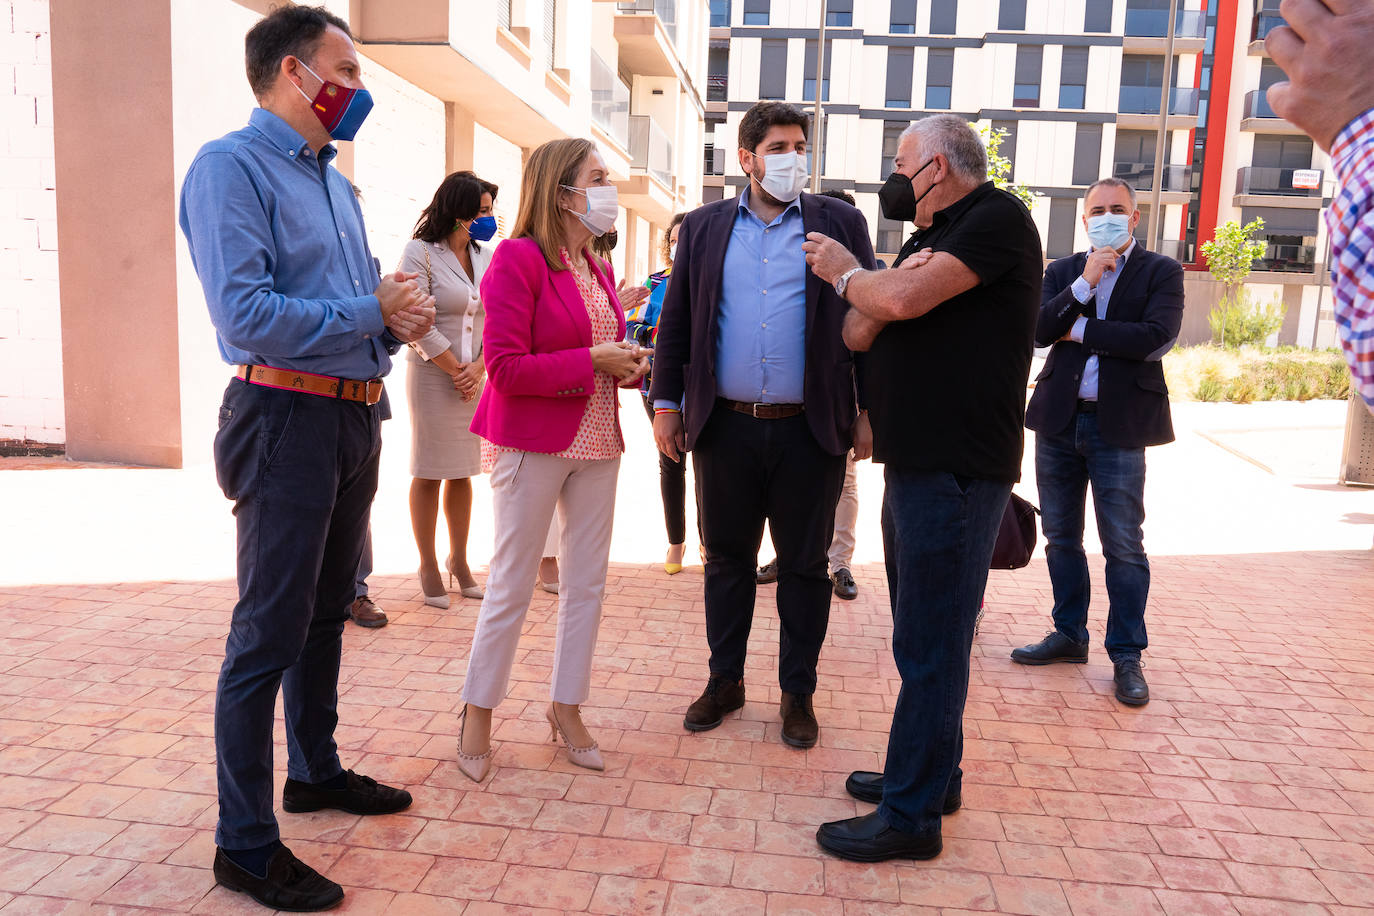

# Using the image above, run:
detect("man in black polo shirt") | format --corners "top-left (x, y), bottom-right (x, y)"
top-left (802, 115), bottom-right (1041, 861)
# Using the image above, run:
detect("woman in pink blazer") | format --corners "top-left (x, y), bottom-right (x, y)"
top-left (458, 137), bottom-right (649, 782)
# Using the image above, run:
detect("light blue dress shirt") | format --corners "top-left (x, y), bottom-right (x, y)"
top-left (712, 188), bottom-right (808, 404)
top-left (1069, 240), bottom-right (1136, 401)
top-left (179, 108), bottom-right (399, 380)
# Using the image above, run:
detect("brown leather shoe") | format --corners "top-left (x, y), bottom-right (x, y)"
top-left (683, 676), bottom-right (745, 732)
top-left (780, 691), bottom-right (818, 748)
top-left (349, 596), bottom-right (387, 628)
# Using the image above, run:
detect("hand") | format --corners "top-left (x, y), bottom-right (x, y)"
top-left (1081, 247), bottom-right (1119, 288)
top-left (1266, 0), bottom-right (1374, 152)
top-left (386, 298), bottom-right (436, 343)
top-left (616, 278), bottom-right (650, 313)
top-left (802, 232), bottom-right (861, 285)
top-left (375, 270), bottom-right (423, 322)
top-left (452, 359), bottom-right (484, 401)
top-left (653, 410), bottom-right (686, 463)
top-left (590, 340), bottom-right (646, 379)
top-left (897, 247), bottom-right (935, 271)
top-left (851, 410), bottom-right (873, 460)
top-left (619, 355), bottom-right (651, 388)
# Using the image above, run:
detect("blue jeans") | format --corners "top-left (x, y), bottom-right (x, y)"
top-left (878, 468), bottom-right (1009, 837)
top-left (212, 380), bottom-right (382, 849)
top-left (1034, 412), bottom-right (1149, 662)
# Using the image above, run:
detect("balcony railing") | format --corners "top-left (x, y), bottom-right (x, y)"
top-left (1118, 85), bottom-right (1200, 116)
top-left (1155, 239), bottom-right (1187, 261)
top-left (1235, 166), bottom-right (1323, 197)
top-left (1244, 89), bottom-right (1279, 119)
top-left (618, 0), bottom-right (677, 45)
top-left (1114, 162), bottom-right (1191, 193)
top-left (589, 51), bottom-right (631, 151)
top-left (1255, 243), bottom-right (1317, 273)
top-left (1251, 13), bottom-right (1285, 42)
top-left (1123, 8), bottom-right (1206, 38)
top-left (630, 114), bottom-right (673, 189)
top-left (707, 73), bottom-right (728, 102)
top-left (703, 145), bottom-right (725, 176)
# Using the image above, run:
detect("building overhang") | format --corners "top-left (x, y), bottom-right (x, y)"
top-left (1239, 117), bottom-right (1305, 135)
top-left (1122, 35), bottom-right (1206, 55)
top-left (1232, 194), bottom-right (1324, 210)
top-left (1116, 113), bottom-right (1200, 131)
top-left (617, 173), bottom-right (677, 226)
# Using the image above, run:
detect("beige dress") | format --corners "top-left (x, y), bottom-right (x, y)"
top-left (401, 238), bottom-right (492, 480)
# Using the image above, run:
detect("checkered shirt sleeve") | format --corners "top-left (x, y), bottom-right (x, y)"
top-left (1329, 108), bottom-right (1374, 410)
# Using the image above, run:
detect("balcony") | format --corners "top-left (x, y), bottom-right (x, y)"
top-left (1116, 85), bottom-right (1201, 129)
top-left (619, 114), bottom-right (676, 222)
top-left (703, 144), bottom-right (725, 176)
top-left (1155, 239), bottom-right (1187, 262)
top-left (1255, 243), bottom-right (1317, 274)
top-left (615, 0), bottom-right (684, 80)
top-left (1234, 166), bottom-right (1325, 209)
top-left (1114, 162), bottom-right (1191, 193)
top-left (618, 0), bottom-right (676, 44)
top-left (1240, 88), bottom-right (1304, 133)
top-left (707, 73), bottom-right (728, 103)
top-left (1122, 8), bottom-right (1207, 53)
top-left (590, 50), bottom-right (631, 152)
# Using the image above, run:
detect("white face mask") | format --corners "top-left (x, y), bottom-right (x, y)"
top-left (669, 242), bottom-right (678, 262)
top-left (753, 151), bottom-right (809, 203)
top-left (562, 184), bottom-right (619, 236)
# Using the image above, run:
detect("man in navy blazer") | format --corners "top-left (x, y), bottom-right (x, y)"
top-left (1015, 177), bottom-right (1184, 707)
top-left (650, 101), bottom-right (877, 749)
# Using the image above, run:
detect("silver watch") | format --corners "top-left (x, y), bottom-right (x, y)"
top-left (834, 267), bottom-right (864, 300)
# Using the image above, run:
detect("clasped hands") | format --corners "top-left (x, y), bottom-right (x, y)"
top-left (376, 270), bottom-right (436, 342)
top-left (450, 357), bottom-right (484, 402)
top-left (591, 340), bottom-right (652, 387)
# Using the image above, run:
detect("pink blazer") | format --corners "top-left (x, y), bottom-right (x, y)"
top-left (471, 237), bottom-right (626, 453)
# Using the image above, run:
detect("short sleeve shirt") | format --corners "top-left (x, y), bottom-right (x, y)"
top-left (862, 182), bottom-right (1043, 482)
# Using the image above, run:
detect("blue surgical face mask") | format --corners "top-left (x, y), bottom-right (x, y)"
top-left (1085, 213), bottom-right (1132, 250)
top-left (465, 215), bottom-right (498, 242)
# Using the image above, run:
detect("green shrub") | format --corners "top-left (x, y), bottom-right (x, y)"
top-left (1169, 346), bottom-right (1351, 402)
top-left (1208, 292), bottom-right (1286, 349)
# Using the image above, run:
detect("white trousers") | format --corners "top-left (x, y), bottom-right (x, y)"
top-left (463, 450), bottom-right (620, 708)
top-left (828, 455), bottom-right (859, 572)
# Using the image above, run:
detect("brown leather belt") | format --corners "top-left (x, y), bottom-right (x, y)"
top-left (235, 364), bottom-right (383, 405)
top-left (718, 397), bottom-right (804, 419)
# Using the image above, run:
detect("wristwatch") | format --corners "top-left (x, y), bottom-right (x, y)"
top-left (834, 266), bottom-right (864, 300)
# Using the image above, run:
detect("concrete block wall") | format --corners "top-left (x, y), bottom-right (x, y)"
top-left (0, 0), bottom-right (63, 446)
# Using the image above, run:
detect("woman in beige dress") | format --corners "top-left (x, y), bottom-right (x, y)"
top-left (400, 171), bottom-right (498, 608)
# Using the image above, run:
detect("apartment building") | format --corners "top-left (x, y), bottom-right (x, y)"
top-left (1, 0), bottom-right (705, 464)
top-left (704, 0), bottom-right (1335, 347)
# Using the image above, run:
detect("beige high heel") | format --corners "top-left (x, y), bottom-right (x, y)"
top-left (546, 704), bottom-right (604, 771)
top-left (446, 555), bottom-right (484, 599)
top-left (418, 566), bottom-right (449, 609)
top-left (457, 705), bottom-right (494, 782)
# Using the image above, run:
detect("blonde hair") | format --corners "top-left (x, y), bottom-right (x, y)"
top-left (512, 137), bottom-right (595, 272)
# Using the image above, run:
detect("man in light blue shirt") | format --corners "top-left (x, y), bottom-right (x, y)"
top-left (178, 7), bottom-right (433, 911)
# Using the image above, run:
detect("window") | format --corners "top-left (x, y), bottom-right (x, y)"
top-left (759, 39), bottom-right (787, 99)
top-left (890, 0), bottom-right (916, 33)
top-left (991, 119), bottom-right (1018, 177)
top-left (804, 39), bottom-right (833, 102)
top-left (806, 115), bottom-right (829, 176)
top-left (1072, 123), bottom-right (1103, 185)
top-left (1113, 129), bottom-right (1157, 188)
top-left (707, 42), bottom-right (729, 102)
top-left (930, 0), bottom-right (958, 34)
top-left (1252, 135), bottom-right (1314, 169)
top-left (877, 213), bottom-right (907, 255)
top-left (1059, 46), bottom-right (1089, 109)
top-left (1259, 60), bottom-right (1286, 90)
top-left (1013, 45), bottom-right (1042, 107)
top-left (743, 0), bottom-right (768, 25)
top-left (710, 0), bottom-right (731, 27)
top-left (1047, 198), bottom-right (1079, 258)
top-left (886, 47), bottom-right (914, 107)
top-left (1119, 54), bottom-right (1175, 113)
top-left (925, 49), bottom-right (954, 109)
top-left (1084, 0), bottom-right (1113, 32)
top-left (827, 0), bottom-right (853, 26)
top-left (999, 0), bottom-right (1027, 30)
top-left (881, 120), bottom-right (905, 176)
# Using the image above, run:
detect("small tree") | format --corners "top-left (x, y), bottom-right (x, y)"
top-left (1201, 218), bottom-right (1277, 348)
top-left (975, 124), bottom-right (1038, 209)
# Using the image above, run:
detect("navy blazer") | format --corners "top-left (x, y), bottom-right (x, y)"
top-left (1025, 246), bottom-right (1185, 448)
top-left (648, 193), bottom-right (878, 456)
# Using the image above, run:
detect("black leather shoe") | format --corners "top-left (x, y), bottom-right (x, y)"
top-left (844, 771), bottom-right (961, 813)
top-left (214, 845), bottom-right (344, 912)
top-left (1010, 631), bottom-right (1089, 666)
top-left (816, 811), bottom-right (942, 862)
top-left (282, 770), bottom-right (412, 816)
top-left (756, 559), bottom-right (778, 584)
top-left (1113, 658), bottom-right (1150, 706)
top-left (684, 676), bottom-right (745, 731)
top-left (780, 691), bottom-right (819, 748)
top-left (830, 568), bottom-right (858, 600)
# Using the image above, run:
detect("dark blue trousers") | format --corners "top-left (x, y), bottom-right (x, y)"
top-left (878, 468), bottom-right (1010, 837)
top-left (212, 379), bottom-right (381, 849)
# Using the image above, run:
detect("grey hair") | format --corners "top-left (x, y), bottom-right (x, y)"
top-left (899, 115), bottom-right (987, 184)
top-left (1084, 176), bottom-right (1138, 207)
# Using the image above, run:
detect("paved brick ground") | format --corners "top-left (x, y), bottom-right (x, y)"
top-left (2, 544), bottom-right (1372, 914)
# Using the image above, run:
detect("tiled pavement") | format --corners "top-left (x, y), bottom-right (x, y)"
top-left (2, 545), bottom-right (1373, 915)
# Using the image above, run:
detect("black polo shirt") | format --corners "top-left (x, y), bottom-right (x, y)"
top-left (863, 182), bottom-right (1042, 482)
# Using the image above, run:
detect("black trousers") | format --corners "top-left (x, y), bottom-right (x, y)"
top-left (692, 405), bottom-right (846, 695)
top-left (640, 397), bottom-right (688, 545)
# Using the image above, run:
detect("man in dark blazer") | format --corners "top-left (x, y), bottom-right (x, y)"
top-left (650, 101), bottom-right (877, 748)
top-left (1016, 177), bottom-right (1185, 707)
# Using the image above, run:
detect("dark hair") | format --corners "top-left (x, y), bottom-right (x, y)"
top-left (245, 5), bottom-right (352, 98)
top-left (661, 212), bottom-right (687, 261)
top-left (737, 102), bottom-right (811, 155)
top-left (413, 171), bottom-right (499, 244)
top-left (819, 189), bottom-right (856, 206)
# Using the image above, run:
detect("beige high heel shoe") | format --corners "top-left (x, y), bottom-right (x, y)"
top-left (418, 566), bottom-right (449, 609)
top-left (546, 704), bottom-right (604, 771)
top-left (457, 705), bottom-right (493, 783)
top-left (446, 555), bottom-right (484, 599)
